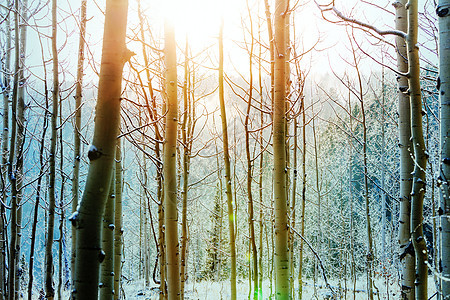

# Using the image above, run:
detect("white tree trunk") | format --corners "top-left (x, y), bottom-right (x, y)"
top-left (437, 0), bottom-right (450, 298)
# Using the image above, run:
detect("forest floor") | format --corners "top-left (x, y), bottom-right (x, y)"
top-left (124, 276), bottom-right (439, 299)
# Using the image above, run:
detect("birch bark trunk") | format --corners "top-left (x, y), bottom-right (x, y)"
top-left (274, 0), bottom-right (289, 298)
top-left (100, 175), bottom-right (115, 300)
top-left (180, 37), bottom-right (192, 299)
top-left (393, 1), bottom-right (415, 298)
top-left (113, 139), bottom-right (123, 300)
top-left (44, 0), bottom-right (59, 297)
top-left (407, 1), bottom-right (428, 298)
top-left (71, 0), bottom-right (129, 297)
top-left (244, 11), bottom-right (258, 298)
top-left (163, 20), bottom-right (180, 300)
top-left (298, 95), bottom-right (307, 300)
top-left (218, 21), bottom-right (237, 300)
top-left (0, 4), bottom-right (11, 297)
top-left (437, 0), bottom-right (450, 298)
top-left (71, 0), bottom-right (87, 283)
top-left (8, 1), bottom-right (27, 297)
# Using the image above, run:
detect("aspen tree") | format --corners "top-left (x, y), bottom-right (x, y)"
top-left (7, 10), bottom-right (20, 294)
top-left (284, 13), bottom-right (292, 296)
top-left (353, 43), bottom-right (374, 300)
top-left (327, 40), bottom-right (375, 298)
top-left (71, 0), bottom-right (129, 297)
top-left (157, 123), bottom-right (166, 300)
top-left (264, 0), bottom-right (275, 103)
top-left (72, 0), bottom-right (87, 282)
top-left (0, 3), bottom-right (11, 296)
top-left (27, 23), bottom-right (49, 300)
top-left (259, 25), bottom-right (276, 286)
top-left (135, 5), bottom-right (146, 285)
top-left (163, 19), bottom-right (180, 300)
top-left (136, 2), bottom-right (165, 295)
top-left (139, 125), bottom-right (151, 283)
top-left (394, 1), bottom-right (415, 298)
top-left (215, 141), bottom-right (225, 284)
top-left (8, 0), bottom-right (27, 297)
top-left (146, 62), bottom-right (166, 300)
top-left (100, 175), bottom-right (115, 300)
top-left (437, 0), bottom-right (450, 297)
top-left (139, 130), bottom-right (150, 283)
top-left (273, 0), bottom-right (289, 298)
top-left (7, 2), bottom-right (20, 297)
top-left (292, 54), bottom-right (306, 299)
top-left (311, 97), bottom-right (320, 297)
top-left (57, 95), bottom-right (66, 300)
top-left (216, 156), bottom-right (224, 283)
top-left (157, 86), bottom-right (166, 297)
top-left (113, 139), bottom-right (123, 300)
top-left (218, 20), bottom-right (237, 300)
top-left (298, 92), bottom-right (307, 300)
top-left (380, 61), bottom-right (389, 297)
top-left (347, 85), bottom-right (357, 300)
top-left (257, 31), bottom-right (264, 300)
top-left (45, 0), bottom-right (59, 297)
top-left (317, 1), bottom-right (428, 297)
top-left (407, 1), bottom-right (428, 298)
top-left (244, 5), bottom-right (258, 297)
top-left (180, 37), bottom-right (191, 298)
top-left (289, 116), bottom-right (298, 298)
top-left (14, 2), bottom-right (27, 297)
top-left (143, 151), bottom-right (150, 284)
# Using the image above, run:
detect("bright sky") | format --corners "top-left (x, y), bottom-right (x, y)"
top-left (161, 0), bottom-right (230, 41)
top-left (141, 0), bottom-right (392, 75)
top-left (21, 0), bottom-right (437, 90)
top-left (137, 0), bottom-right (245, 45)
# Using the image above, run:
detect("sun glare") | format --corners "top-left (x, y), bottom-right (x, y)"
top-left (161, 0), bottom-right (241, 46)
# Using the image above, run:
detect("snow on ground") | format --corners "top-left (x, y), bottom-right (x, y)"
top-left (122, 276), bottom-right (438, 299)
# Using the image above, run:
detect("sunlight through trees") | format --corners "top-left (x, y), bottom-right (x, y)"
top-left (0, 0), bottom-right (448, 299)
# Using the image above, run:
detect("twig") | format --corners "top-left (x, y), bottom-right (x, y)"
top-left (289, 225), bottom-right (336, 296)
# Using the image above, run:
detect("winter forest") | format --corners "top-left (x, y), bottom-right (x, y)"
top-left (0, 0), bottom-right (449, 299)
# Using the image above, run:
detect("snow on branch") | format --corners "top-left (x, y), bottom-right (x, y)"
top-left (315, 0), bottom-right (407, 39)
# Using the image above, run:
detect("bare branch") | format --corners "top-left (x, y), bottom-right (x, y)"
top-left (315, 1), bottom-right (407, 39)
